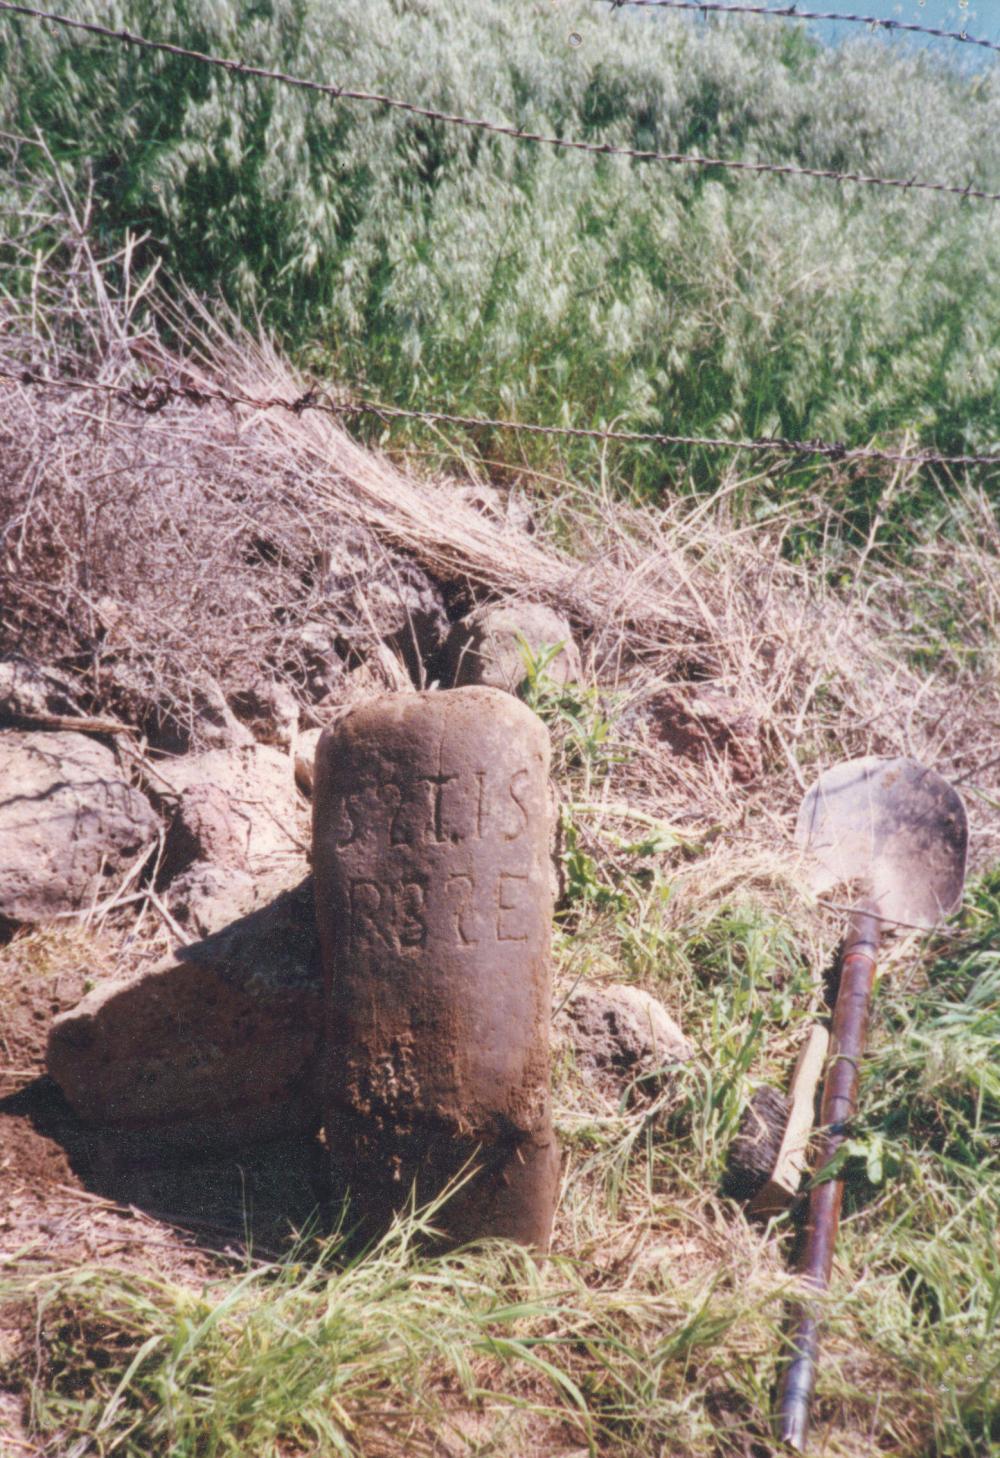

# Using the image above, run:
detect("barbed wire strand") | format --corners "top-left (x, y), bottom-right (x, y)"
top-left (0, 0), bottom-right (997, 204)
top-left (4, 364), bottom-right (999, 468)
top-left (605, 0), bottom-right (1000, 58)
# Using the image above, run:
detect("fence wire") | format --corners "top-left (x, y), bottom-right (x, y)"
top-left (0, 0), bottom-right (998, 204)
top-left (4, 365), bottom-right (999, 468)
top-left (605, 0), bottom-right (1000, 57)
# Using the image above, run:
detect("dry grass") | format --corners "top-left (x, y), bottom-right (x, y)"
top-left (1, 243), bottom-right (999, 1458)
top-left (164, 296), bottom-right (1000, 864)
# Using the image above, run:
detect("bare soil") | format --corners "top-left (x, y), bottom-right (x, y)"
top-left (0, 927), bottom-right (330, 1451)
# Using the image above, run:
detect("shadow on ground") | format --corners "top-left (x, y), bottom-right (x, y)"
top-left (0, 1075), bottom-right (331, 1261)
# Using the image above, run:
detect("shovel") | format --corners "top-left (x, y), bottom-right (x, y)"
top-left (777, 756), bottom-right (968, 1451)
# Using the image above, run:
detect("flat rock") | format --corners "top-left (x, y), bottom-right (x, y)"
top-left (0, 731), bottom-right (159, 925)
top-left (445, 602), bottom-right (582, 693)
top-left (562, 984), bottom-right (692, 1103)
top-left (47, 879), bottom-right (322, 1149)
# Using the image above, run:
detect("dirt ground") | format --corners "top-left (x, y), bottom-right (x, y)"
top-left (0, 925), bottom-right (331, 1452)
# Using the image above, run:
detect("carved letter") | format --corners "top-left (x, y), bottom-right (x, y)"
top-left (349, 879), bottom-right (390, 948)
top-left (420, 771), bottom-right (460, 844)
top-left (496, 871), bottom-right (529, 941)
top-left (398, 881), bottom-right (428, 948)
top-left (504, 769), bottom-right (530, 841)
top-left (446, 872), bottom-right (479, 947)
top-left (475, 770), bottom-right (486, 839)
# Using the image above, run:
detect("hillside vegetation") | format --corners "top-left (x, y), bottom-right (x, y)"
top-left (1, 0), bottom-right (999, 519)
top-left (0, 4), bottom-right (998, 1457)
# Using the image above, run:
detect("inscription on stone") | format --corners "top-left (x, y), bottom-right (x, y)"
top-left (312, 686), bottom-right (557, 1249)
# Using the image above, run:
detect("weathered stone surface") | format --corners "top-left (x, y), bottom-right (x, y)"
top-left (313, 687), bottom-right (558, 1248)
top-left (562, 984), bottom-right (692, 1103)
top-left (445, 602), bottom-right (581, 694)
top-left (150, 744), bottom-right (307, 894)
top-left (0, 657), bottom-right (78, 725)
top-left (0, 731), bottom-right (159, 924)
top-left (165, 862), bottom-right (257, 939)
top-left (187, 675), bottom-right (257, 750)
top-left (161, 783), bottom-right (251, 881)
top-left (229, 678), bottom-right (300, 748)
top-left (47, 879), bottom-right (322, 1149)
top-left (294, 727), bottom-right (324, 798)
top-left (638, 686), bottom-right (762, 786)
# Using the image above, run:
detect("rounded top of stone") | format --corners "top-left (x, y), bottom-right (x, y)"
top-left (318, 685), bottom-right (548, 747)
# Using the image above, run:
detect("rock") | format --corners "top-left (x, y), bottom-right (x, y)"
top-left (47, 879), bottom-right (322, 1149)
top-left (638, 686), bottom-right (762, 786)
top-left (562, 984), bottom-right (692, 1103)
top-left (187, 675), bottom-right (257, 750)
top-left (369, 564), bottom-right (448, 681)
top-left (0, 731), bottom-right (159, 925)
top-left (445, 603), bottom-right (582, 694)
top-left (0, 657), bottom-right (79, 725)
top-left (313, 687), bottom-right (558, 1248)
top-left (297, 619), bottom-right (347, 704)
top-left (294, 727), bottom-right (324, 798)
top-left (165, 862), bottom-right (257, 939)
top-left (229, 678), bottom-right (300, 749)
top-left (149, 744), bottom-right (306, 894)
top-left (161, 783), bottom-right (252, 881)
top-left (455, 482), bottom-right (535, 536)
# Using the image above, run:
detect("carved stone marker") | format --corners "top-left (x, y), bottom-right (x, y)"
top-left (313, 687), bottom-right (558, 1248)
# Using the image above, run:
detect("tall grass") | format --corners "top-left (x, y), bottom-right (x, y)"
top-left (6, 870), bottom-right (996, 1456)
top-left (1, 0), bottom-right (999, 518)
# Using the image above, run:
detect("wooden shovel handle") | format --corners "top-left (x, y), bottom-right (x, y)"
top-left (777, 909), bottom-right (880, 1451)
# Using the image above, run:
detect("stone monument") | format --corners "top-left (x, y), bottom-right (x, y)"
top-left (312, 687), bottom-right (558, 1248)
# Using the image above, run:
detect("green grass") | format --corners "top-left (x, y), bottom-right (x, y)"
top-left (1, 8), bottom-right (998, 1451)
top-left (2, 0), bottom-right (999, 535)
top-left (6, 864), bottom-right (996, 1455)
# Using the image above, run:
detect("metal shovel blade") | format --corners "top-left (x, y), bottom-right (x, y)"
top-left (795, 756), bottom-right (968, 929)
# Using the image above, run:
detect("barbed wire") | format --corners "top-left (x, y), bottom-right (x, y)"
top-left (605, 0), bottom-right (1000, 57)
top-left (0, 0), bottom-right (997, 204)
top-left (3, 364), bottom-right (999, 468)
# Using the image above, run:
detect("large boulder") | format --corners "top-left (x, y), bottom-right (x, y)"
top-left (0, 731), bottom-right (159, 925)
top-left (444, 603), bottom-right (582, 694)
top-left (47, 879), bottom-right (322, 1150)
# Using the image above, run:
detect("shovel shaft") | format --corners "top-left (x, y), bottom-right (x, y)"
top-left (777, 909), bottom-right (880, 1451)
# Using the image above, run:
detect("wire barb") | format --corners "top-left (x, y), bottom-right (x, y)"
top-left (604, 0), bottom-right (1000, 56)
top-left (0, 0), bottom-right (998, 204)
top-left (3, 364), bottom-right (999, 468)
